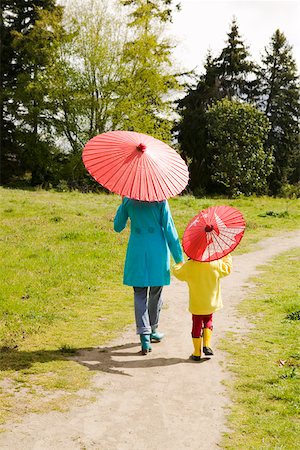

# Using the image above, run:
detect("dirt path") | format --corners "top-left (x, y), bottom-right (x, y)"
top-left (1, 231), bottom-right (300, 450)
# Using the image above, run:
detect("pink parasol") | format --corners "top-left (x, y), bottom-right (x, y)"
top-left (82, 130), bottom-right (189, 201)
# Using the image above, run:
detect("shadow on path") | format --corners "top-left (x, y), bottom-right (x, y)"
top-left (0, 342), bottom-right (211, 377)
top-left (74, 342), bottom-right (211, 376)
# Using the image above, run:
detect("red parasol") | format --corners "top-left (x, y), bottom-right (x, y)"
top-left (82, 130), bottom-right (189, 201)
top-left (182, 206), bottom-right (246, 262)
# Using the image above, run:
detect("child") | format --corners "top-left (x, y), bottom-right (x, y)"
top-left (173, 254), bottom-right (232, 361)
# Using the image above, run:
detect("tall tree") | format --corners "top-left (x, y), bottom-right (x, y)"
top-left (175, 53), bottom-right (221, 193)
top-left (0, 0), bottom-right (62, 184)
top-left (206, 99), bottom-right (273, 196)
top-left (118, 0), bottom-right (181, 142)
top-left (257, 30), bottom-right (300, 194)
top-left (175, 18), bottom-right (256, 194)
top-left (47, 0), bottom-right (128, 152)
top-left (216, 17), bottom-right (254, 101)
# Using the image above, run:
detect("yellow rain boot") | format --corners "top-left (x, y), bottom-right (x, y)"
top-left (191, 337), bottom-right (202, 361)
top-left (203, 328), bottom-right (214, 355)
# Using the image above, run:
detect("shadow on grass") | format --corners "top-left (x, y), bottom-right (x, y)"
top-left (0, 342), bottom-right (211, 377)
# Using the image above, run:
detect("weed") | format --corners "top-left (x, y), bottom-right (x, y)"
top-left (285, 310), bottom-right (300, 321)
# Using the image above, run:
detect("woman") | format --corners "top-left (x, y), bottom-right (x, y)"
top-left (114, 197), bottom-right (183, 355)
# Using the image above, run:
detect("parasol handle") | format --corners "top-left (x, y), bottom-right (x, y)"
top-left (205, 225), bottom-right (214, 232)
top-left (136, 143), bottom-right (147, 152)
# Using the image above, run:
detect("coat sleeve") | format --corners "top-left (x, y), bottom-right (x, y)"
top-left (172, 262), bottom-right (188, 281)
top-left (161, 201), bottom-right (184, 264)
top-left (218, 254), bottom-right (232, 277)
top-left (114, 200), bottom-right (129, 232)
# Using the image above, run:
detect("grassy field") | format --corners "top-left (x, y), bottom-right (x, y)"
top-left (0, 188), bottom-right (299, 425)
top-left (221, 249), bottom-right (300, 449)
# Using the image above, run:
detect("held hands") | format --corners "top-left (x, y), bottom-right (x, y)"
top-left (174, 261), bottom-right (184, 268)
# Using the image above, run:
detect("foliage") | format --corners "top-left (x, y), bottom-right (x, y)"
top-left (206, 99), bottom-right (273, 196)
top-left (175, 53), bottom-right (221, 193)
top-left (215, 17), bottom-right (255, 101)
top-left (1, 0), bottom-right (182, 188)
top-left (175, 20), bottom-right (299, 197)
top-left (175, 19), bottom-right (257, 194)
top-left (117, 0), bottom-right (181, 142)
top-left (1, 7), bottom-right (299, 196)
top-left (257, 30), bottom-right (300, 194)
top-left (0, 0), bottom-right (64, 185)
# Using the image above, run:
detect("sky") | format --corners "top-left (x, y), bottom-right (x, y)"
top-left (168, 0), bottom-right (300, 73)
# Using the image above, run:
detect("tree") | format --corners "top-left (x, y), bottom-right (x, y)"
top-left (257, 30), bottom-right (300, 194)
top-left (216, 17), bottom-right (254, 101)
top-left (206, 99), bottom-right (273, 196)
top-left (175, 18), bottom-right (257, 194)
top-left (175, 53), bottom-right (221, 193)
top-left (0, 0), bottom-right (62, 184)
top-left (118, 0), bottom-right (181, 142)
top-left (46, 0), bottom-right (128, 153)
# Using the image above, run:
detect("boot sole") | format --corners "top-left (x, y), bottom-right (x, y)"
top-left (189, 354), bottom-right (201, 361)
top-left (203, 347), bottom-right (214, 356)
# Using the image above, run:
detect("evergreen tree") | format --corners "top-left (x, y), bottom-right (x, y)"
top-left (176, 19), bottom-right (256, 194)
top-left (216, 18), bottom-right (254, 101)
top-left (175, 53), bottom-right (220, 193)
top-left (0, 0), bottom-right (63, 185)
top-left (258, 30), bottom-right (300, 194)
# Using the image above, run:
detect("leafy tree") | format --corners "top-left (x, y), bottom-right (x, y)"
top-left (46, 0), bottom-right (128, 154)
top-left (216, 17), bottom-right (254, 101)
top-left (118, 0), bottom-right (181, 142)
top-left (206, 99), bottom-right (273, 196)
top-left (257, 30), bottom-right (300, 194)
top-left (0, 0), bottom-right (62, 184)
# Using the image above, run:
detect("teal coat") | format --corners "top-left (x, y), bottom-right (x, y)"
top-left (114, 198), bottom-right (183, 287)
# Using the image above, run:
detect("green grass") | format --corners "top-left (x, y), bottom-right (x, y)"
top-left (221, 249), bottom-right (300, 449)
top-left (0, 188), bottom-right (299, 425)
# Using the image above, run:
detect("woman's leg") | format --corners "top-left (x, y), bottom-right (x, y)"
top-left (133, 287), bottom-right (152, 335)
top-left (133, 287), bottom-right (152, 354)
top-left (148, 286), bottom-right (163, 332)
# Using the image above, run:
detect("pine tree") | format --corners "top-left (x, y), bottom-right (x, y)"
top-left (175, 53), bottom-right (221, 193)
top-left (258, 30), bottom-right (300, 194)
top-left (0, 0), bottom-right (62, 184)
top-left (175, 19), bottom-right (256, 194)
top-left (216, 18), bottom-right (254, 101)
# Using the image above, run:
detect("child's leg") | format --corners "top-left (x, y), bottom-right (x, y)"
top-left (191, 315), bottom-right (203, 361)
top-left (203, 314), bottom-right (214, 355)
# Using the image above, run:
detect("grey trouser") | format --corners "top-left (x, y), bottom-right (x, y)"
top-left (133, 286), bottom-right (163, 335)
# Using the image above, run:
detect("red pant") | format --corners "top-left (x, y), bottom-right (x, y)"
top-left (192, 314), bottom-right (213, 338)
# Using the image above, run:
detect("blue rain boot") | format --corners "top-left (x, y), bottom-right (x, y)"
top-left (140, 334), bottom-right (152, 355)
top-left (150, 331), bottom-right (165, 342)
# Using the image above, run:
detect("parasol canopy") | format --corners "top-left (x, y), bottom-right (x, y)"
top-left (82, 130), bottom-right (189, 201)
top-left (182, 205), bottom-right (246, 262)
